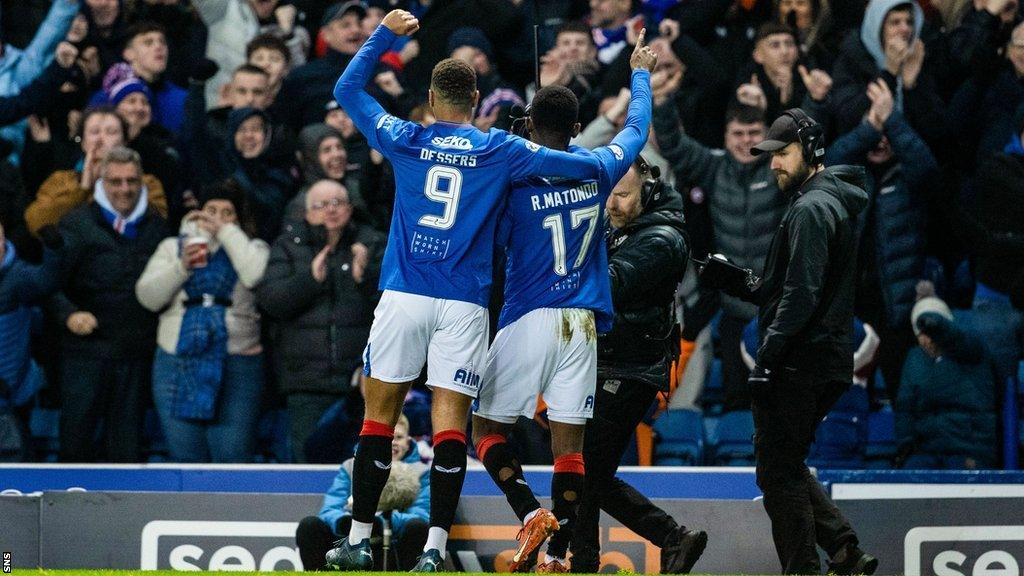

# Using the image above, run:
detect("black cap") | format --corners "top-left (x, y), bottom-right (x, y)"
top-left (751, 113), bottom-right (800, 155)
top-left (322, 1), bottom-right (367, 27)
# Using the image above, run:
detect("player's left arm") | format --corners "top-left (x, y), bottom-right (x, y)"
top-left (593, 68), bottom-right (652, 184)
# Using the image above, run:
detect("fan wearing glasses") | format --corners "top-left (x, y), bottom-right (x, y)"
top-left (256, 179), bottom-right (386, 462)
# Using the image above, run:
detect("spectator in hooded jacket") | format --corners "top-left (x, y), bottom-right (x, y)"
top-left (190, 106), bottom-right (295, 243)
top-left (830, 0), bottom-right (948, 150)
top-left (25, 107), bottom-right (168, 238)
top-left (136, 180), bottom-right (270, 463)
top-left (652, 78), bottom-right (787, 413)
top-left (897, 297), bottom-right (999, 469)
top-left (826, 77), bottom-right (939, 398)
top-left (256, 180), bottom-right (384, 462)
top-left (50, 146), bottom-right (166, 462)
top-left (296, 414), bottom-right (429, 571)
top-left (283, 124), bottom-right (365, 229)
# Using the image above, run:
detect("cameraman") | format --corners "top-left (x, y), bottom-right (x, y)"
top-left (703, 109), bottom-right (876, 574)
top-left (568, 157), bottom-right (707, 575)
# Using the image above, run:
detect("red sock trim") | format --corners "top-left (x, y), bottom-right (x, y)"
top-left (434, 429), bottom-right (467, 445)
top-left (360, 419), bottom-right (394, 438)
top-left (553, 453), bottom-right (585, 475)
top-left (474, 434), bottom-right (506, 462)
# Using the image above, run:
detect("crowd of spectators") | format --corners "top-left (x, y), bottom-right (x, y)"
top-left (0, 0), bottom-right (1021, 470)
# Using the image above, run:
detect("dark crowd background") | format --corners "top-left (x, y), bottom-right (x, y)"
top-left (0, 0), bottom-right (1021, 472)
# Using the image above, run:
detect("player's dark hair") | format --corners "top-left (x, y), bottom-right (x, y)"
top-left (530, 85), bottom-right (579, 139)
top-left (725, 102), bottom-right (766, 126)
top-left (430, 58), bottom-right (477, 110)
top-left (246, 33), bottom-right (292, 64)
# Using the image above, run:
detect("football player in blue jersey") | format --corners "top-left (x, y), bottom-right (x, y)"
top-left (324, 9), bottom-right (648, 573)
top-left (469, 34), bottom-right (657, 574)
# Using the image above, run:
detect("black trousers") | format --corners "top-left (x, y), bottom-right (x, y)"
top-left (59, 353), bottom-right (149, 462)
top-left (752, 369), bottom-right (859, 574)
top-left (719, 314), bottom-right (753, 412)
top-left (295, 515), bottom-right (429, 571)
top-left (570, 377), bottom-right (679, 573)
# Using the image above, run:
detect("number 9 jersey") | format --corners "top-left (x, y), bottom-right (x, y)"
top-left (334, 26), bottom-right (606, 307)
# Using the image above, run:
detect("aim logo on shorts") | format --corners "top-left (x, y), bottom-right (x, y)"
top-left (453, 368), bottom-right (481, 389)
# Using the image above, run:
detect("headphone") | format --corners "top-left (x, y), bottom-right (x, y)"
top-left (635, 154), bottom-right (663, 209)
top-left (783, 108), bottom-right (825, 166)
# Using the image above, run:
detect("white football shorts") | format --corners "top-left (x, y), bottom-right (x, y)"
top-left (475, 307), bottom-right (597, 425)
top-left (362, 290), bottom-right (489, 397)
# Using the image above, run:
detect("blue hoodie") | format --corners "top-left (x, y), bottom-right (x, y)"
top-left (317, 441), bottom-right (430, 537)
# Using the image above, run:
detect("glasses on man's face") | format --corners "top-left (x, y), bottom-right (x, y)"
top-left (105, 177), bottom-right (141, 188)
top-left (311, 197), bottom-right (349, 211)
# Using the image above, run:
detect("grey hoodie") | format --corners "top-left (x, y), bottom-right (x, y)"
top-left (860, 0), bottom-right (924, 70)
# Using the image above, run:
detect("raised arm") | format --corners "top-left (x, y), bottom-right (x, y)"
top-left (599, 67), bottom-right (653, 184)
top-left (333, 11), bottom-right (419, 153)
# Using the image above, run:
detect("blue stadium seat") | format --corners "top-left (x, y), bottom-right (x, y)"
top-left (809, 386), bottom-right (868, 470)
top-left (653, 409), bottom-right (704, 466)
top-left (865, 408), bottom-right (896, 469)
top-left (28, 407), bottom-right (59, 462)
top-left (701, 358), bottom-right (725, 415)
top-left (709, 410), bottom-right (755, 466)
top-left (254, 409), bottom-right (291, 463)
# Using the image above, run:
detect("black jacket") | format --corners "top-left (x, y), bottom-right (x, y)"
top-left (49, 202), bottom-right (166, 359)
top-left (256, 221), bottom-right (384, 396)
top-left (749, 165), bottom-right (868, 380)
top-left (598, 184), bottom-right (689, 390)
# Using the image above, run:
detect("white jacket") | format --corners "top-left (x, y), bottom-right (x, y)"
top-left (135, 222), bottom-right (270, 355)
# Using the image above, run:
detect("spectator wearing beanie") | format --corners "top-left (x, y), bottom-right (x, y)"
top-left (106, 65), bottom-right (182, 224)
top-left (448, 26), bottom-right (525, 132)
top-left (25, 107), bottom-right (167, 237)
top-left (87, 23), bottom-right (188, 136)
top-left (136, 180), bottom-right (270, 463)
top-left (896, 297), bottom-right (999, 470)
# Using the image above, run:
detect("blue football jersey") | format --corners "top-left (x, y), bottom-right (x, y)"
top-left (497, 69), bottom-right (653, 333)
top-left (334, 26), bottom-right (604, 307)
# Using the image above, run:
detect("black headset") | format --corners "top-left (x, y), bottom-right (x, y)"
top-left (783, 108), bottom-right (825, 166)
top-left (635, 154), bottom-right (663, 209)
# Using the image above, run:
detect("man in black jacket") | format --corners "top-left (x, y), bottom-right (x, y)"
top-left (569, 158), bottom-right (707, 575)
top-left (51, 146), bottom-right (166, 462)
top-left (704, 109), bottom-right (874, 574)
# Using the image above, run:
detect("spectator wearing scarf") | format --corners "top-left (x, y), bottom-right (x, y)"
top-left (136, 180), bottom-right (269, 463)
top-left (50, 146), bottom-right (165, 462)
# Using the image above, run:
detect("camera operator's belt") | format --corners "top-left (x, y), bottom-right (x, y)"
top-left (183, 294), bottom-right (233, 308)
